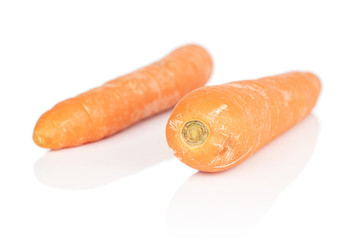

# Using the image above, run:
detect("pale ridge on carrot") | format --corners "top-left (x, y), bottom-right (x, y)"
top-left (166, 72), bottom-right (321, 172)
top-left (34, 44), bottom-right (213, 149)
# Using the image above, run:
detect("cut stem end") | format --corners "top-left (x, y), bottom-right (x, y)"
top-left (181, 120), bottom-right (209, 146)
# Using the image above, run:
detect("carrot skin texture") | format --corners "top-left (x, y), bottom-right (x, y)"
top-left (33, 45), bottom-right (213, 149)
top-left (166, 72), bottom-right (321, 172)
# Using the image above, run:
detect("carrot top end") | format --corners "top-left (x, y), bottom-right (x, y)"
top-left (181, 120), bottom-right (209, 147)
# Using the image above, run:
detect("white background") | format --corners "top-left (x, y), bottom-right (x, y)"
top-left (1, 1), bottom-right (359, 239)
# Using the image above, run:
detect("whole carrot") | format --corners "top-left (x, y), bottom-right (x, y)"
top-left (34, 44), bottom-right (213, 149)
top-left (166, 72), bottom-right (321, 172)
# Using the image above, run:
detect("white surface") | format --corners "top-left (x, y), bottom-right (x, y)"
top-left (1, 1), bottom-right (359, 239)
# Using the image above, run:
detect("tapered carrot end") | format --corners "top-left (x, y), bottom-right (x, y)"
top-left (33, 126), bottom-right (54, 149)
top-left (33, 131), bottom-right (45, 147)
top-left (33, 99), bottom-right (98, 150)
top-left (33, 107), bottom-right (69, 150)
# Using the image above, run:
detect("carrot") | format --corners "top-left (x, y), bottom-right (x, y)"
top-left (166, 72), bottom-right (321, 172)
top-left (33, 44), bottom-right (213, 149)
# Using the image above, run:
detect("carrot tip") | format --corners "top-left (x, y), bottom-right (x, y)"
top-left (181, 120), bottom-right (209, 147)
top-left (33, 133), bottom-right (46, 147)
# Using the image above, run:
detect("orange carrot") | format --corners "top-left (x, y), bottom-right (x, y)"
top-left (34, 44), bottom-right (213, 149)
top-left (166, 72), bottom-right (321, 172)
